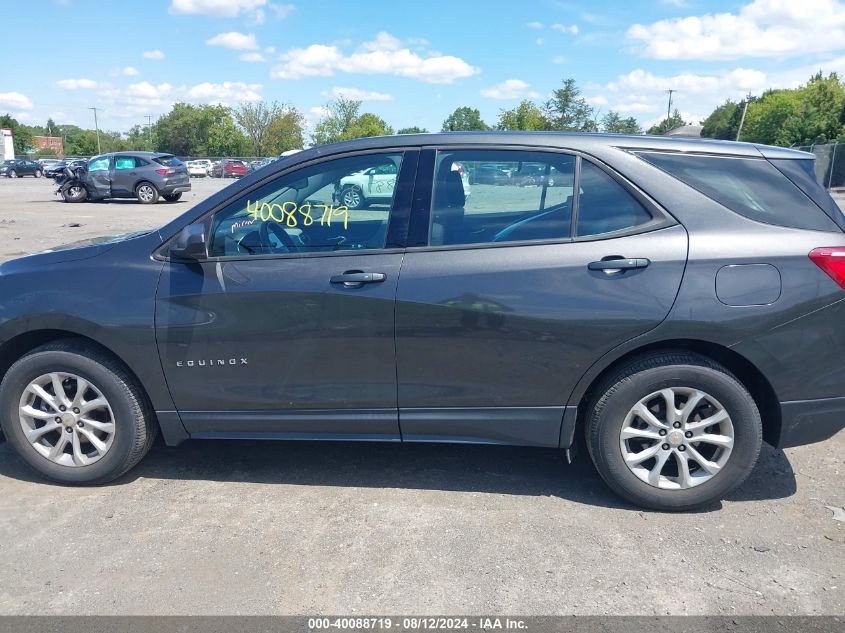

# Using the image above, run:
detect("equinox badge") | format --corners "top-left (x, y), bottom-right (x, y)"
top-left (176, 358), bottom-right (248, 368)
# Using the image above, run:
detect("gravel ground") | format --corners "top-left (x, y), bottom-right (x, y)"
top-left (0, 175), bottom-right (842, 616)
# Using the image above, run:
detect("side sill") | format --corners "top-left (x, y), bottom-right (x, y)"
top-left (399, 406), bottom-right (566, 448)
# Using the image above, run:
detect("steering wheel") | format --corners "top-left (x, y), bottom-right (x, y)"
top-left (259, 220), bottom-right (297, 253)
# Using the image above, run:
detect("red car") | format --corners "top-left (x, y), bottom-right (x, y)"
top-left (212, 159), bottom-right (247, 178)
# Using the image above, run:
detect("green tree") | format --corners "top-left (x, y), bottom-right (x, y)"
top-left (647, 109), bottom-right (688, 135)
top-left (153, 103), bottom-right (247, 156)
top-left (345, 113), bottom-right (393, 139)
top-left (544, 79), bottom-right (596, 131)
top-left (0, 114), bottom-right (34, 154)
top-left (701, 100), bottom-right (742, 140)
top-left (264, 107), bottom-right (306, 154)
top-left (441, 107), bottom-right (490, 131)
top-left (600, 111), bottom-right (643, 134)
top-left (497, 100), bottom-right (549, 131)
top-left (396, 126), bottom-right (428, 134)
top-left (312, 98), bottom-right (392, 144)
top-left (207, 117), bottom-right (250, 156)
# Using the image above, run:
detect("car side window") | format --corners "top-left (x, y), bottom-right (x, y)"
top-left (428, 150), bottom-right (576, 246)
top-left (576, 162), bottom-right (652, 237)
top-left (89, 157), bottom-right (110, 172)
top-left (209, 152), bottom-right (404, 257)
top-left (115, 157), bottom-right (137, 170)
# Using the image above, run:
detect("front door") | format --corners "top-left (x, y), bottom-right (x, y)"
top-left (395, 148), bottom-right (688, 446)
top-left (156, 150), bottom-right (416, 440)
top-left (86, 155), bottom-right (112, 199)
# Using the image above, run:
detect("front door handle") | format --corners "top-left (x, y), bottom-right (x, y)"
top-left (588, 257), bottom-right (650, 273)
top-left (330, 271), bottom-right (387, 287)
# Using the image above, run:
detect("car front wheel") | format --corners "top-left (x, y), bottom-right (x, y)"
top-left (0, 341), bottom-right (157, 484)
top-left (586, 351), bottom-right (762, 511)
top-left (340, 185), bottom-right (365, 210)
top-left (8, 170), bottom-right (17, 178)
top-left (135, 183), bottom-right (159, 204)
top-left (34, 170), bottom-right (43, 178)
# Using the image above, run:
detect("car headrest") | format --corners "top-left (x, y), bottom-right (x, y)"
top-left (434, 168), bottom-right (466, 209)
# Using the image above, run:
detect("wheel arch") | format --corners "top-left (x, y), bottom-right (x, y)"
top-left (0, 329), bottom-right (162, 439)
top-left (569, 339), bottom-right (782, 448)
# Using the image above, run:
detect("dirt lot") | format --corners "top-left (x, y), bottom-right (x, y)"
top-left (0, 175), bottom-right (842, 616)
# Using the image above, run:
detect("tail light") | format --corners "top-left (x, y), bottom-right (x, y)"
top-left (809, 247), bottom-right (845, 290)
top-left (155, 168), bottom-right (176, 175)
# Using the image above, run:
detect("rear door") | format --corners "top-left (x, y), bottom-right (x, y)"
top-left (110, 155), bottom-right (140, 196)
top-left (394, 148), bottom-right (688, 446)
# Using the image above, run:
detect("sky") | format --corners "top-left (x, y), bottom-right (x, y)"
top-left (2, 0), bottom-right (845, 136)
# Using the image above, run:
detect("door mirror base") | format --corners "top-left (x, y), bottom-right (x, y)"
top-left (169, 223), bottom-right (208, 260)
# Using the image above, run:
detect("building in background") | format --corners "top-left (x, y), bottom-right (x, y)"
top-left (0, 129), bottom-right (13, 160)
top-left (33, 135), bottom-right (64, 157)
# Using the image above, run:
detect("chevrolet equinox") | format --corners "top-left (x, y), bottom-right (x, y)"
top-left (1, 132), bottom-right (843, 511)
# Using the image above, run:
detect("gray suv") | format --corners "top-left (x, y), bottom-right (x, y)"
top-left (69, 151), bottom-right (190, 204)
top-left (0, 132), bottom-right (843, 511)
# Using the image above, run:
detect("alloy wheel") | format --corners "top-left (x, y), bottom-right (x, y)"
top-left (18, 372), bottom-right (116, 467)
top-left (342, 187), bottom-right (362, 208)
top-left (619, 387), bottom-right (734, 490)
top-left (137, 185), bottom-right (155, 203)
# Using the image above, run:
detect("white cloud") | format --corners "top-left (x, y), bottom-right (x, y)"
top-left (239, 52), bottom-right (267, 62)
top-left (187, 81), bottom-right (262, 102)
top-left (526, 21), bottom-right (544, 29)
top-left (628, 0), bottom-right (845, 60)
top-left (170, 0), bottom-right (266, 18)
top-left (125, 82), bottom-right (173, 99)
top-left (607, 68), bottom-right (768, 96)
top-left (14, 112), bottom-right (33, 121)
top-left (536, 38), bottom-right (545, 46)
top-left (585, 95), bottom-right (608, 106)
top-left (551, 23), bottom-right (579, 35)
top-left (0, 92), bottom-right (34, 110)
top-left (329, 87), bottom-right (393, 101)
top-left (56, 78), bottom-right (98, 89)
top-left (122, 66), bottom-right (139, 76)
top-left (206, 31), bottom-right (260, 51)
top-left (552, 55), bottom-right (566, 65)
top-left (270, 2), bottom-right (294, 18)
top-left (271, 31), bottom-right (479, 83)
top-left (143, 50), bottom-right (165, 60)
top-left (480, 79), bottom-right (540, 100)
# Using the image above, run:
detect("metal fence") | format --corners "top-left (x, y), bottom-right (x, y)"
top-left (795, 142), bottom-right (845, 191)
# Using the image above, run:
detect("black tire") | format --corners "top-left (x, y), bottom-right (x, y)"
top-left (586, 351), bottom-right (762, 511)
top-left (61, 184), bottom-right (87, 203)
top-left (163, 193), bottom-right (182, 202)
top-left (135, 182), bottom-right (159, 204)
top-left (34, 170), bottom-right (43, 178)
top-left (0, 340), bottom-right (157, 485)
top-left (340, 185), bottom-right (365, 210)
top-left (8, 170), bottom-right (17, 178)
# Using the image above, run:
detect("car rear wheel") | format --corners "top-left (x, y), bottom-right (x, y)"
top-left (586, 351), bottom-right (762, 511)
top-left (340, 185), bottom-right (365, 210)
top-left (0, 341), bottom-right (157, 484)
top-left (135, 183), bottom-right (159, 204)
top-left (163, 193), bottom-right (182, 202)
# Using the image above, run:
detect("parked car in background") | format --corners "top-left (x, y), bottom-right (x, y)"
top-left (38, 159), bottom-right (62, 173)
top-left (1, 159), bottom-right (44, 178)
top-left (248, 158), bottom-right (273, 173)
top-left (190, 159), bottom-right (212, 176)
top-left (57, 151), bottom-right (190, 203)
top-left (338, 160), bottom-right (470, 209)
top-left (470, 164), bottom-right (512, 185)
top-left (513, 163), bottom-right (565, 187)
top-left (212, 159), bottom-right (247, 178)
top-left (186, 161), bottom-right (208, 178)
top-left (45, 159), bottom-right (87, 179)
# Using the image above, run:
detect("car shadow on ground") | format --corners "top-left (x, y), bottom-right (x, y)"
top-left (0, 438), bottom-right (797, 512)
top-left (49, 199), bottom-right (187, 206)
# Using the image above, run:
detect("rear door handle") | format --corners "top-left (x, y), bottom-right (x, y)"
top-left (588, 257), bottom-right (650, 272)
top-left (330, 271), bottom-right (387, 286)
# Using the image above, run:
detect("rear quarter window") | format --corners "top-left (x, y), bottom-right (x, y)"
top-left (636, 151), bottom-right (839, 232)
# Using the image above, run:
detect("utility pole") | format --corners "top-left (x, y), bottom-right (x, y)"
top-left (88, 107), bottom-right (101, 155)
top-left (145, 115), bottom-right (153, 150)
top-left (736, 93), bottom-right (752, 142)
top-left (665, 89), bottom-right (676, 120)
